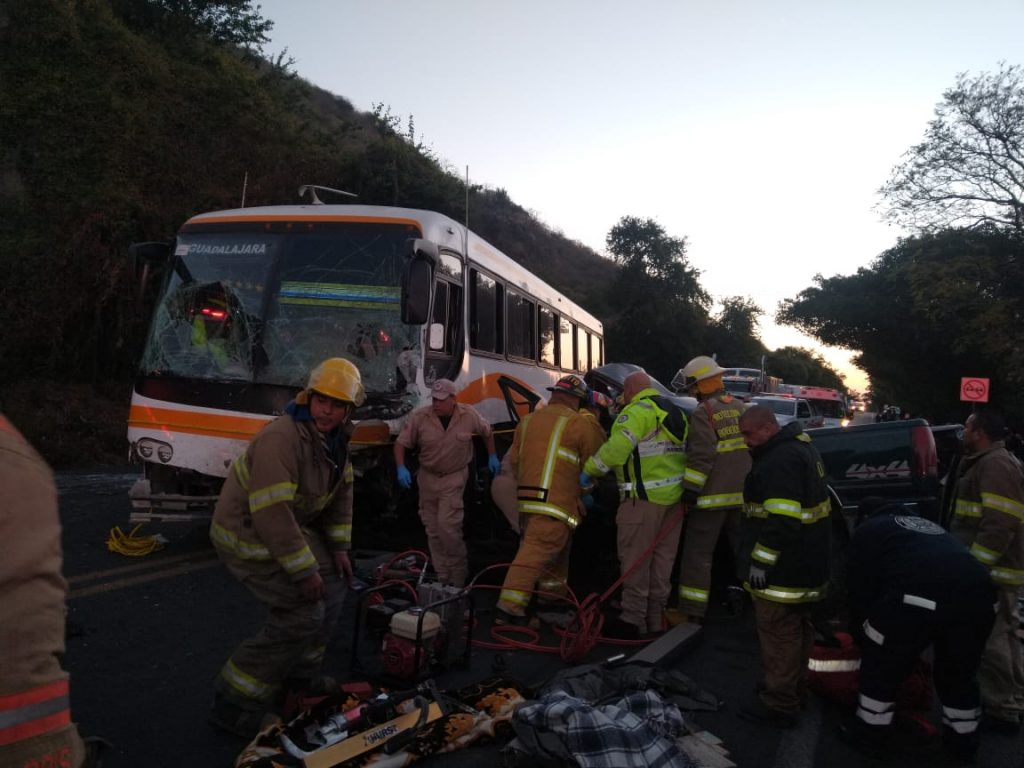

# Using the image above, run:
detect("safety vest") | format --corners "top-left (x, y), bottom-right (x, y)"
top-left (583, 388), bottom-right (688, 506)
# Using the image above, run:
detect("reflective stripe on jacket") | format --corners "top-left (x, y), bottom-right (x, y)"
top-left (510, 403), bottom-right (605, 527)
top-left (740, 421), bottom-right (831, 603)
top-left (682, 391), bottom-right (751, 510)
top-left (583, 388), bottom-right (688, 506)
top-left (951, 442), bottom-right (1024, 588)
top-left (210, 412), bottom-right (354, 581)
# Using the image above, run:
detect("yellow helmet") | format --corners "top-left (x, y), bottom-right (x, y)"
top-left (296, 357), bottom-right (366, 406)
top-left (676, 355), bottom-right (726, 390)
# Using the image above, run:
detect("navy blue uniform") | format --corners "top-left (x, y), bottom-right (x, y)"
top-left (847, 512), bottom-right (996, 744)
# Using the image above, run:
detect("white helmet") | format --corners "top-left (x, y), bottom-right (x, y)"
top-left (675, 355), bottom-right (726, 390)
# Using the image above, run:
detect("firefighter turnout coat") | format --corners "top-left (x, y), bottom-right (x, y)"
top-left (950, 440), bottom-right (1024, 722)
top-left (740, 421), bottom-right (831, 603)
top-left (211, 410), bottom-right (354, 581)
top-left (677, 390), bottom-right (751, 615)
top-left (0, 414), bottom-right (87, 768)
top-left (583, 387), bottom-right (688, 506)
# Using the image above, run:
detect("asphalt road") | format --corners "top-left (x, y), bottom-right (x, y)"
top-left (56, 469), bottom-right (1024, 768)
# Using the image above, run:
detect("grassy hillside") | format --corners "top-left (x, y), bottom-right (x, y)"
top-left (0, 0), bottom-right (616, 464)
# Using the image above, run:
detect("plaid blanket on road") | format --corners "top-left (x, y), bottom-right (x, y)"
top-left (509, 689), bottom-right (694, 768)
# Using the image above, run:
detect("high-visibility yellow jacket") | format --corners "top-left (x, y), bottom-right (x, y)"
top-left (210, 410), bottom-right (354, 581)
top-left (683, 391), bottom-right (751, 510)
top-left (583, 387), bottom-right (688, 506)
top-left (510, 403), bottom-right (604, 529)
top-left (951, 441), bottom-right (1024, 589)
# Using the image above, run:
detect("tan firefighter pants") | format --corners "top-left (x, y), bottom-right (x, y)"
top-left (417, 467), bottom-right (469, 586)
top-left (617, 499), bottom-right (683, 633)
top-left (676, 505), bottom-right (742, 617)
top-left (498, 515), bottom-right (572, 617)
top-left (215, 530), bottom-right (345, 709)
top-left (753, 598), bottom-right (815, 714)
top-left (980, 587), bottom-right (1024, 722)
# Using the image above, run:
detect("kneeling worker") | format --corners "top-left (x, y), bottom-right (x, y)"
top-left (209, 357), bottom-right (362, 736)
top-left (841, 500), bottom-right (995, 761)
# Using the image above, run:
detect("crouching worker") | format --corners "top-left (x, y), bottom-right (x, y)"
top-left (840, 499), bottom-right (995, 761)
top-left (209, 358), bottom-right (363, 737)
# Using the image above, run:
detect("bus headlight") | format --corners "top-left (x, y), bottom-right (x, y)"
top-left (136, 438), bottom-right (173, 463)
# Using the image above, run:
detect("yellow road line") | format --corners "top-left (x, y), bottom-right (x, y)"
top-left (69, 557), bottom-right (221, 600)
top-left (67, 550), bottom-right (218, 584)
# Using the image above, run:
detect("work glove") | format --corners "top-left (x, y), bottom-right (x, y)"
top-left (488, 453), bottom-right (502, 476)
top-left (681, 488), bottom-right (699, 508)
top-left (747, 565), bottom-right (768, 591)
top-left (298, 571), bottom-right (325, 601)
top-left (397, 465), bottom-right (413, 489)
top-left (580, 471), bottom-right (593, 490)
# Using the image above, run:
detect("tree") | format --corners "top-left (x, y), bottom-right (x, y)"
top-left (142, 1), bottom-right (274, 51)
top-left (777, 229), bottom-right (1024, 422)
top-left (766, 347), bottom-right (844, 390)
top-left (602, 217), bottom-right (710, 382)
top-left (879, 64), bottom-right (1024, 236)
top-left (705, 296), bottom-right (768, 368)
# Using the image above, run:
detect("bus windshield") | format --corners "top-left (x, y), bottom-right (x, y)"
top-left (139, 221), bottom-right (422, 396)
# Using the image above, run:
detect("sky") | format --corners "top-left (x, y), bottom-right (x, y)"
top-left (256, 0), bottom-right (1024, 394)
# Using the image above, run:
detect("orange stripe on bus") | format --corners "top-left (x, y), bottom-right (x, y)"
top-left (130, 406), bottom-right (394, 445)
top-left (456, 373), bottom-right (538, 419)
top-left (129, 405), bottom-right (269, 440)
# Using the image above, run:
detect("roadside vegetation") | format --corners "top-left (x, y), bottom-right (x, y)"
top-left (3, 2), bottom-right (1018, 463)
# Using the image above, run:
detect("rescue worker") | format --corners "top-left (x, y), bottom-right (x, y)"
top-left (581, 371), bottom-right (689, 639)
top-left (0, 414), bottom-right (102, 768)
top-left (736, 404), bottom-right (831, 727)
top-left (496, 375), bottom-right (604, 624)
top-left (838, 499), bottom-right (995, 760)
top-left (209, 357), bottom-right (363, 737)
top-left (394, 378), bottom-right (501, 587)
top-left (670, 355), bottom-right (751, 626)
top-left (950, 408), bottom-right (1024, 730)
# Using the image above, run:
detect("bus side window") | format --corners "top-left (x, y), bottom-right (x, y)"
top-left (590, 334), bottom-right (603, 368)
top-left (538, 307), bottom-right (557, 366)
top-left (576, 326), bottom-right (588, 371)
top-left (431, 279), bottom-right (462, 356)
top-left (470, 269), bottom-right (503, 354)
top-left (558, 316), bottom-right (574, 371)
top-left (506, 290), bottom-right (535, 361)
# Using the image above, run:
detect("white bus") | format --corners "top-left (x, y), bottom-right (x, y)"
top-left (127, 198), bottom-right (603, 523)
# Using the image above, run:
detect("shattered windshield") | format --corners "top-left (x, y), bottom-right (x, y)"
top-left (139, 221), bottom-right (422, 397)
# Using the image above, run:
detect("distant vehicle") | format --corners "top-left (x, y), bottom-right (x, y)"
top-left (713, 366), bottom-right (782, 401)
top-left (749, 395), bottom-right (824, 430)
top-left (776, 384), bottom-right (849, 428)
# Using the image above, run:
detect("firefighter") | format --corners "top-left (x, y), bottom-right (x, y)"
top-left (496, 375), bottom-right (604, 624)
top-left (0, 413), bottom-right (102, 768)
top-left (735, 404), bottom-right (831, 727)
top-left (581, 371), bottom-right (689, 639)
top-left (838, 499), bottom-right (995, 760)
top-left (209, 357), bottom-right (363, 737)
top-left (669, 355), bottom-right (750, 626)
top-left (950, 408), bottom-right (1024, 730)
top-left (394, 378), bottom-right (501, 587)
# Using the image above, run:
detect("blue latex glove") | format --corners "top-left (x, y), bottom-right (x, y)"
top-left (581, 494), bottom-right (595, 510)
top-left (397, 465), bottom-right (413, 489)
top-left (488, 453), bottom-right (501, 476)
top-left (580, 471), bottom-right (593, 489)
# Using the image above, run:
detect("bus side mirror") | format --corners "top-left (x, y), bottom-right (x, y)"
top-left (129, 241), bottom-right (171, 313)
top-left (401, 239), bottom-right (438, 325)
